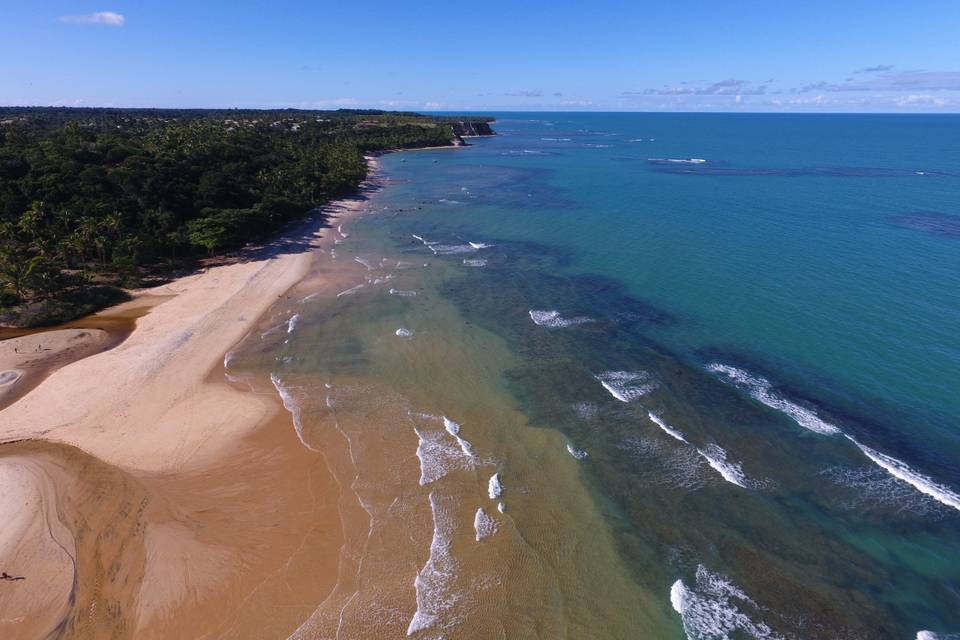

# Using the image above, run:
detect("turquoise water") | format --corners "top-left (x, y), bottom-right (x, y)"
top-left (365, 113), bottom-right (960, 638)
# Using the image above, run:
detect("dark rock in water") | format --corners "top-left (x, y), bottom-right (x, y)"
top-left (889, 212), bottom-right (960, 237)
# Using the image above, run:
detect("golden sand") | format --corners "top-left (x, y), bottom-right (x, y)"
top-left (0, 181), bottom-right (374, 638)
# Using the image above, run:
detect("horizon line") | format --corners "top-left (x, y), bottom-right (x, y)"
top-left (2, 104), bottom-right (960, 116)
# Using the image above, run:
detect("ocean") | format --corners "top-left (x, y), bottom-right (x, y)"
top-left (230, 113), bottom-right (960, 639)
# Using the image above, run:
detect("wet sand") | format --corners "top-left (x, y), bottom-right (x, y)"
top-left (0, 167), bottom-right (378, 638)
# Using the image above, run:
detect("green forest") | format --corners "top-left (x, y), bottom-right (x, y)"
top-left (0, 108), bottom-right (490, 326)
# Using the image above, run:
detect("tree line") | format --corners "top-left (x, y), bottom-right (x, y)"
top-left (0, 108), bottom-right (475, 325)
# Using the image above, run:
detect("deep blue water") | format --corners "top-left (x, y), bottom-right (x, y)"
top-left (359, 113), bottom-right (960, 638)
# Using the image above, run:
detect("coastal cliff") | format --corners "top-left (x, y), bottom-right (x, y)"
top-left (451, 120), bottom-right (496, 137)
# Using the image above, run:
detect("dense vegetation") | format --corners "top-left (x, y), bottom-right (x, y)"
top-left (0, 108), bottom-right (490, 325)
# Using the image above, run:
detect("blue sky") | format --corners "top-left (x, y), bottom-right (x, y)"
top-left (3, 1), bottom-right (960, 112)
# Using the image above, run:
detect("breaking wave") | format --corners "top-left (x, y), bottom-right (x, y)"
top-left (413, 415), bottom-right (480, 486)
top-left (647, 413), bottom-right (751, 489)
top-left (706, 363), bottom-right (841, 435)
top-left (648, 411), bottom-right (689, 443)
top-left (595, 370), bottom-right (657, 402)
top-left (649, 157), bottom-right (708, 164)
top-left (566, 443), bottom-right (589, 459)
top-left (699, 444), bottom-right (749, 489)
top-left (670, 565), bottom-right (782, 640)
top-left (529, 309), bottom-right (594, 328)
top-left (407, 491), bottom-right (460, 635)
top-left (488, 473), bottom-right (504, 499)
top-left (846, 436), bottom-right (960, 513)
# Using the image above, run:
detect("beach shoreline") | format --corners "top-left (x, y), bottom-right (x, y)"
top-left (0, 157), bottom-right (384, 638)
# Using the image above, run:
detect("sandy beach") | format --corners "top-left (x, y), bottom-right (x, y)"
top-left (0, 165), bottom-right (378, 638)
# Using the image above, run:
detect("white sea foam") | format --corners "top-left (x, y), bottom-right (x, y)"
top-left (270, 375), bottom-right (316, 452)
top-left (488, 473), bottom-right (504, 500)
top-left (336, 283), bottom-right (366, 297)
top-left (670, 565), bottom-right (781, 640)
top-left (389, 288), bottom-right (418, 297)
top-left (819, 465), bottom-right (945, 517)
top-left (647, 413), bottom-right (751, 488)
top-left (573, 401), bottom-right (599, 421)
top-left (443, 417), bottom-right (477, 458)
top-left (354, 256), bottom-right (374, 270)
top-left (413, 416), bottom-right (479, 485)
top-left (595, 370), bottom-right (657, 402)
top-left (462, 259), bottom-right (487, 267)
top-left (846, 436), bottom-right (960, 513)
top-left (300, 292), bottom-right (320, 303)
top-left (706, 363), bottom-right (841, 435)
top-left (438, 198), bottom-right (463, 205)
top-left (430, 244), bottom-right (478, 255)
top-left (468, 242), bottom-right (492, 249)
top-left (414, 428), bottom-right (467, 485)
top-left (286, 313), bottom-right (301, 333)
top-left (528, 309), bottom-right (594, 328)
top-left (698, 444), bottom-right (750, 489)
top-left (567, 443), bottom-right (589, 459)
top-left (649, 157), bottom-right (708, 164)
top-left (407, 491), bottom-right (459, 636)
top-left (474, 507), bottom-right (498, 541)
top-left (337, 224), bottom-right (348, 238)
top-left (396, 327), bottom-right (414, 338)
top-left (412, 234), bottom-right (438, 246)
top-left (648, 412), bottom-right (689, 443)
top-left (917, 632), bottom-right (960, 640)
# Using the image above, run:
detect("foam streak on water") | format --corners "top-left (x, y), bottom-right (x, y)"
top-left (336, 283), bottom-right (366, 297)
top-left (407, 491), bottom-right (460, 636)
top-left (270, 374), bottom-right (317, 452)
top-left (595, 370), bottom-right (657, 402)
top-left (443, 417), bottom-right (477, 459)
top-left (706, 363), bottom-right (841, 435)
top-left (647, 413), bottom-right (750, 488)
top-left (846, 436), bottom-right (960, 513)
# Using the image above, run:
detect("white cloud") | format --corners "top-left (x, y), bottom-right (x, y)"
top-left (59, 11), bottom-right (125, 27)
top-left (895, 94), bottom-right (947, 107)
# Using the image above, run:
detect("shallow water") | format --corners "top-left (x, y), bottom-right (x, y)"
top-left (230, 114), bottom-right (960, 639)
